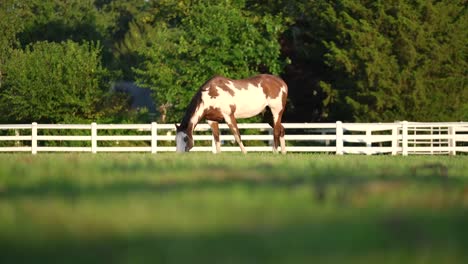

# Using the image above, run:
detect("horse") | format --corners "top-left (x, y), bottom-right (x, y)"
top-left (175, 74), bottom-right (288, 154)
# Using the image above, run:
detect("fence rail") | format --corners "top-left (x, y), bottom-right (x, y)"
top-left (0, 121), bottom-right (467, 155)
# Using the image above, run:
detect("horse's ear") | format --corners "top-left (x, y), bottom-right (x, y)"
top-left (175, 123), bottom-right (180, 130)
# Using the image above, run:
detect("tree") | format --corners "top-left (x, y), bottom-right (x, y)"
top-left (2, 0), bottom-right (465, 125)
top-left (0, 0), bottom-right (28, 88)
top-left (133, 1), bottom-right (286, 122)
top-left (16, 0), bottom-right (103, 45)
top-left (0, 41), bottom-right (109, 123)
top-left (309, 0), bottom-right (467, 122)
top-left (93, 0), bottom-right (155, 78)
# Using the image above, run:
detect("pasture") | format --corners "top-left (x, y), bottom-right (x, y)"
top-left (0, 153), bottom-right (467, 263)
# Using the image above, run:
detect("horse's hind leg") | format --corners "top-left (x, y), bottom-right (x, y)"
top-left (223, 114), bottom-right (247, 154)
top-left (208, 121), bottom-right (221, 153)
top-left (272, 123), bottom-right (286, 154)
top-left (272, 110), bottom-right (286, 154)
top-left (279, 125), bottom-right (286, 154)
top-left (269, 123), bottom-right (279, 154)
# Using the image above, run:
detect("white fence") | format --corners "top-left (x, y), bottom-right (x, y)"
top-left (0, 122), bottom-right (467, 155)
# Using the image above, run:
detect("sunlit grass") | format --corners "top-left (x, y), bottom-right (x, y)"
top-left (0, 153), bottom-right (467, 263)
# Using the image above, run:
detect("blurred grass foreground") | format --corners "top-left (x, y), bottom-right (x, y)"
top-left (0, 153), bottom-right (467, 263)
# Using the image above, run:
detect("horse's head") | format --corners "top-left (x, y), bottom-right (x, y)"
top-left (175, 124), bottom-right (193, 153)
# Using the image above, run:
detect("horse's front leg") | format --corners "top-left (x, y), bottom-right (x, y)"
top-left (208, 121), bottom-right (221, 153)
top-left (223, 114), bottom-right (247, 154)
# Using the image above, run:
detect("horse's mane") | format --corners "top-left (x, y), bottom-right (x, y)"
top-left (179, 90), bottom-right (201, 130)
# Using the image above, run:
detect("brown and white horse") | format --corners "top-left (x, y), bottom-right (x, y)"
top-left (175, 74), bottom-right (288, 154)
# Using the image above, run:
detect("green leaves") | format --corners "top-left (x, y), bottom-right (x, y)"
top-left (0, 41), bottom-right (108, 123)
top-left (0, 0), bottom-right (466, 124)
top-left (313, 0), bottom-right (467, 122)
top-left (133, 2), bottom-right (286, 122)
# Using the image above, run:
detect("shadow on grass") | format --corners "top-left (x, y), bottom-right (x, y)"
top-left (1, 212), bottom-right (468, 264)
top-left (0, 165), bottom-right (462, 201)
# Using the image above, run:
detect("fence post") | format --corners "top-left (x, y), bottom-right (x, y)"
top-left (402, 121), bottom-right (408, 156)
top-left (336, 121), bottom-right (343, 155)
top-left (268, 128), bottom-right (273, 147)
top-left (365, 127), bottom-right (372, 155)
top-left (91, 122), bottom-right (97, 154)
top-left (448, 126), bottom-right (456, 156)
top-left (31, 122), bottom-right (37, 154)
top-left (391, 125), bottom-right (398, 155)
top-left (151, 122), bottom-right (158, 154)
top-left (15, 129), bottom-right (20, 147)
top-left (429, 126), bottom-right (440, 155)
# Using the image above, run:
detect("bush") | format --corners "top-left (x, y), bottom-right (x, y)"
top-left (0, 40), bottom-right (109, 123)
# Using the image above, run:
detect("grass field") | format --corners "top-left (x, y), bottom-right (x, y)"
top-left (0, 153), bottom-right (467, 263)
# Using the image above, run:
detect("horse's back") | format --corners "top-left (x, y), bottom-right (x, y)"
top-left (203, 74), bottom-right (287, 96)
top-left (254, 74), bottom-right (287, 101)
top-left (201, 74), bottom-right (287, 118)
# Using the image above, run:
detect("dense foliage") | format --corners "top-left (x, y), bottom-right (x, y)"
top-left (133, 1), bottom-right (285, 121)
top-left (313, 0), bottom-right (468, 121)
top-left (0, 0), bottom-right (466, 123)
top-left (0, 41), bottom-right (108, 123)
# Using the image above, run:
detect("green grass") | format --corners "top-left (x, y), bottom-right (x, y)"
top-left (0, 153), bottom-right (467, 263)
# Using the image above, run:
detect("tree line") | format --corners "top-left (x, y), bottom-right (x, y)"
top-left (1, 0), bottom-right (466, 124)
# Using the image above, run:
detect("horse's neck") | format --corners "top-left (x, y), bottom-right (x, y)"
top-left (180, 98), bottom-right (205, 134)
